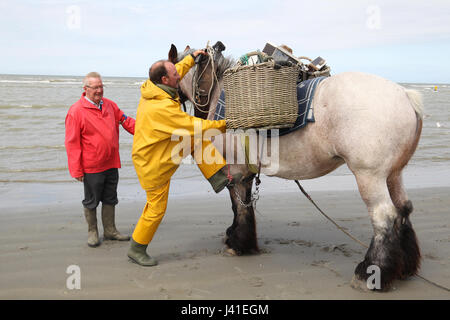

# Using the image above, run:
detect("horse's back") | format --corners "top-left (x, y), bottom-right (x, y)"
top-left (315, 71), bottom-right (420, 136)
top-left (312, 72), bottom-right (421, 171)
top-left (316, 72), bottom-right (418, 118)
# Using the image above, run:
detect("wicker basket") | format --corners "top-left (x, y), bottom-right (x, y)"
top-left (297, 56), bottom-right (331, 81)
top-left (223, 61), bottom-right (300, 129)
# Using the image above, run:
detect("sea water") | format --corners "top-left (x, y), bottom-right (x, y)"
top-left (0, 74), bottom-right (448, 207)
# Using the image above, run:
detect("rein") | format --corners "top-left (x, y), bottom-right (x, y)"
top-left (191, 45), bottom-right (219, 115)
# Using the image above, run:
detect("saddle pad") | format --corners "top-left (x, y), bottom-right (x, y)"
top-left (213, 76), bottom-right (326, 136)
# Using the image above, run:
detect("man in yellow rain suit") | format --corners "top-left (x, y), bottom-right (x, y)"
top-left (128, 50), bottom-right (241, 266)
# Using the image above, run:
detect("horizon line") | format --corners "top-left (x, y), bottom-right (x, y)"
top-left (0, 72), bottom-right (449, 85)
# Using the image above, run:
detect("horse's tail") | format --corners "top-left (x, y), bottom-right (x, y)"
top-left (400, 88), bottom-right (423, 169)
top-left (404, 89), bottom-right (424, 120)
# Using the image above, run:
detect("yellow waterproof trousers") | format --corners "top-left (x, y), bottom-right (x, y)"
top-left (132, 140), bottom-right (226, 245)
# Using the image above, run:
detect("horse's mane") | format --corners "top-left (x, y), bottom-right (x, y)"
top-left (178, 48), bottom-right (235, 80)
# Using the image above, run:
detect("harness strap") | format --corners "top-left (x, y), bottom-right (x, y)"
top-left (226, 164), bottom-right (233, 183)
top-left (241, 134), bottom-right (259, 174)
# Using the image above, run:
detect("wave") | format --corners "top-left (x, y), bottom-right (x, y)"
top-left (0, 78), bottom-right (145, 87)
top-left (0, 104), bottom-right (68, 109)
top-left (407, 84), bottom-right (435, 88)
top-left (0, 145), bottom-right (65, 150)
top-left (407, 84), bottom-right (449, 90)
top-left (49, 79), bottom-right (80, 83)
top-left (0, 167), bottom-right (67, 173)
top-left (0, 179), bottom-right (72, 183)
top-left (0, 79), bottom-right (51, 84)
top-left (0, 79), bottom-right (82, 84)
top-left (0, 104), bottom-right (33, 109)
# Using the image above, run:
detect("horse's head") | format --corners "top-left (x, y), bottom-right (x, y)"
top-left (169, 41), bottom-right (234, 119)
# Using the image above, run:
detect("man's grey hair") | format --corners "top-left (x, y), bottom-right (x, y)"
top-left (83, 72), bottom-right (102, 87)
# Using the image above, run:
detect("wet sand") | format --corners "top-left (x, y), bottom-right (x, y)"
top-left (0, 186), bottom-right (449, 300)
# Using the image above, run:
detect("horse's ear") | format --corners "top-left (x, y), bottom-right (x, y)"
top-left (168, 44), bottom-right (178, 64)
top-left (184, 45), bottom-right (191, 53)
top-left (213, 41), bottom-right (226, 53)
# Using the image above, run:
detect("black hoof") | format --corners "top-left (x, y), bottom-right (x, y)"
top-left (354, 233), bottom-right (403, 291)
top-left (399, 218), bottom-right (421, 279)
top-left (354, 259), bottom-right (395, 291)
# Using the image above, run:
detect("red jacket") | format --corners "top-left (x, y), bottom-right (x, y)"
top-left (65, 93), bottom-right (135, 178)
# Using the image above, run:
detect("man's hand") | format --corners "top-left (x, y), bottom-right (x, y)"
top-left (192, 49), bottom-right (208, 58)
top-left (75, 176), bottom-right (84, 182)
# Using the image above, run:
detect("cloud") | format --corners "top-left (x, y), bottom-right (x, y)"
top-left (0, 0), bottom-right (449, 82)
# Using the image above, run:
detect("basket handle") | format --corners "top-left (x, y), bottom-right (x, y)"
top-left (237, 51), bottom-right (272, 66)
top-left (245, 51), bottom-right (263, 57)
top-left (297, 56), bottom-right (312, 63)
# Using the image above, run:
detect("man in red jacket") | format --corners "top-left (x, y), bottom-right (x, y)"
top-left (65, 72), bottom-right (135, 247)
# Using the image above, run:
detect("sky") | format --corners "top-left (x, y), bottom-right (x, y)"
top-left (1, 0), bottom-right (450, 83)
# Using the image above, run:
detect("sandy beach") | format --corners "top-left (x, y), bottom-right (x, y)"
top-left (0, 182), bottom-right (448, 300)
top-left (1, 0), bottom-right (450, 308)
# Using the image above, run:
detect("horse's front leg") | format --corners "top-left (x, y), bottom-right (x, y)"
top-left (224, 176), bottom-right (259, 255)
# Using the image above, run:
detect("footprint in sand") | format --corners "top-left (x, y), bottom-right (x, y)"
top-left (311, 260), bottom-right (342, 278)
top-left (321, 244), bottom-right (353, 257)
top-left (159, 287), bottom-right (170, 299)
top-left (248, 276), bottom-right (264, 287)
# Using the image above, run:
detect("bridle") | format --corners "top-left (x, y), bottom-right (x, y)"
top-left (191, 43), bottom-right (221, 116)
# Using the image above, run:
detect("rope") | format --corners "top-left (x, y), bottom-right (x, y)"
top-left (415, 274), bottom-right (450, 292)
top-left (294, 180), bottom-right (368, 248)
top-left (293, 179), bottom-right (450, 292)
top-left (191, 44), bottom-right (219, 114)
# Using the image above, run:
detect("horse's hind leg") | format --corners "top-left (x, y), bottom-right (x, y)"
top-left (387, 171), bottom-right (421, 279)
top-left (352, 172), bottom-right (405, 291)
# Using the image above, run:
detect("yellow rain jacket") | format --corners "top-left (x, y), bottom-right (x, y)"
top-left (132, 55), bottom-right (226, 190)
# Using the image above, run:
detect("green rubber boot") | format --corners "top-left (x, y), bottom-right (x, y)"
top-left (127, 239), bottom-right (158, 266)
top-left (101, 204), bottom-right (130, 241)
top-left (84, 207), bottom-right (100, 247)
top-left (207, 169), bottom-right (243, 193)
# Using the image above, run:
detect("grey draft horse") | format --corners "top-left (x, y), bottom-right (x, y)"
top-left (171, 42), bottom-right (423, 291)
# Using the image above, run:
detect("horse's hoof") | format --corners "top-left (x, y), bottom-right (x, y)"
top-left (223, 247), bottom-right (237, 256)
top-left (350, 275), bottom-right (393, 292)
top-left (350, 275), bottom-right (372, 292)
